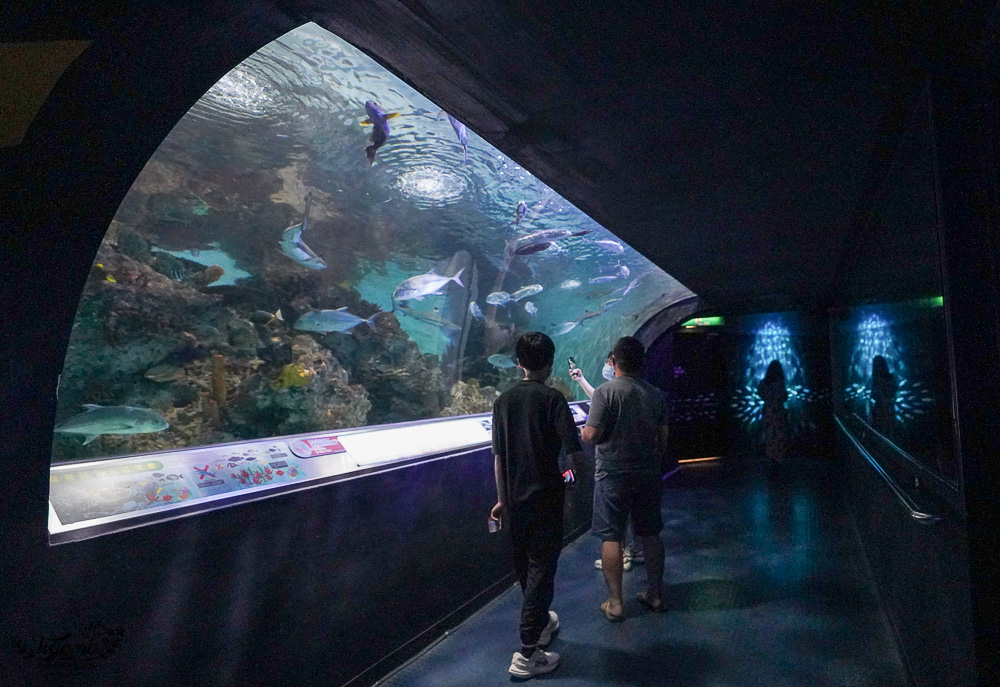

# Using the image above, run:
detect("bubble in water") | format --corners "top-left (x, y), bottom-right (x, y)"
top-left (396, 166), bottom-right (467, 206)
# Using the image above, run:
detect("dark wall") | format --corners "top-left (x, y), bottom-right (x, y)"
top-left (829, 86), bottom-right (977, 686)
top-left (3, 444), bottom-right (594, 686)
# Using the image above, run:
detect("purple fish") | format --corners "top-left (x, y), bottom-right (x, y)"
top-left (447, 115), bottom-right (468, 162)
top-left (361, 101), bottom-right (399, 166)
top-left (515, 201), bottom-right (528, 224)
top-left (514, 241), bottom-right (552, 256)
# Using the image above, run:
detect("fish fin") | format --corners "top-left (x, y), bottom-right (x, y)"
top-left (83, 404), bottom-right (102, 411)
top-left (274, 309), bottom-right (284, 322)
top-left (450, 268), bottom-right (465, 287)
top-left (82, 434), bottom-right (100, 445)
top-left (360, 118), bottom-right (372, 125)
top-left (385, 112), bottom-right (400, 120)
top-left (366, 313), bottom-right (381, 329)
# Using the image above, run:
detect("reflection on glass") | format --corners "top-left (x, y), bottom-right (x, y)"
top-left (52, 23), bottom-right (693, 462)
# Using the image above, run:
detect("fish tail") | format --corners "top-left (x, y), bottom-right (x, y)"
top-left (450, 268), bottom-right (465, 288)
top-left (366, 312), bottom-right (381, 329)
top-left (82, 434), bottom-right (100, 445)
top-left (274, 309), bottom-right (284, 322)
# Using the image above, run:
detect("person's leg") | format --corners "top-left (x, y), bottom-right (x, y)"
top-left (600, 540), bottom-right (624, 615)
top-left (520, 490), bottom-right (564, 654)
top-left (640, 534), bottom-right (664, 603)
top-left (631, 472), bottom-right (665, 608)
top-left (508, 505), bottom-right (530, 594)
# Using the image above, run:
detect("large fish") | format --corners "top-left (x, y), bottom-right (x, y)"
top-left (510, 228), bottom-right (590, 253)
top-left (488, 354), bottom-right (518, 369)
top-left (486, 291), bottom-right (512, 306)
top-left (55, 404), bottom-right (169, 445)
top-left (593, 239), bottom-right (625, 254)
top-left (396, 304), bottom-right (462, 331)
top-left (513, 242), bottom-right (552, 256)
top-left (392, 268), bottom-right (465, 302)
top-left (294, 307), bottom-right (379, 333)
top-left (511, 284), bottom-right (543, 301)
top-left (279, 195), bottom-right (326, 269)
top-left (551, 321), bottom-right (580, 336)
top-left (360, 100), bottom-right (399, 166)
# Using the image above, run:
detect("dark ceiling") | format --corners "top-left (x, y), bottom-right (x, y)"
top-left (3, 0), bottom-right (981, 316)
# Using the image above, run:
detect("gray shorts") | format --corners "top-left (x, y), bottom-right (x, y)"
top-left (592, 471), bottom-right (663, 542)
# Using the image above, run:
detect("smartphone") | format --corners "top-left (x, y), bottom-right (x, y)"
top-left (563, 469), bottom-right (576, 484)
top-left (488, 517), bottom-right (502, 533)
top-left (567, 357), bottom-right (578, 371)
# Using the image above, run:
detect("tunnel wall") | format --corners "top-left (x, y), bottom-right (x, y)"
top-left (828, 85), bottom-right (976, 686)
top-left (4, 442), bottom-right (594, 687)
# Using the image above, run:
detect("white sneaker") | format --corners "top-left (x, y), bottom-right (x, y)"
top-left (538, 611), bottom-right (559, 647)
top-left (509, 647), bottom-right (560, 679)
top-left (594, 558), bottom-right (602, 570)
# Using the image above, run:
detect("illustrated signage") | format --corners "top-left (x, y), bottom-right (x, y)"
top-left (289, 436), bottom-right (346, 458)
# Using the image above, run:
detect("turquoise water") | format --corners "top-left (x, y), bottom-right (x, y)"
top-left (52, 22), bottom-right (693, 462)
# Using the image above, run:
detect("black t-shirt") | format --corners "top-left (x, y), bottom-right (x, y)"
top-left (492, 380), bottom-right (582, 505)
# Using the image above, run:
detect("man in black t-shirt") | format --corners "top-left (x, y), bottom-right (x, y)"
top-left (491, 332), bottom-right (583, 680)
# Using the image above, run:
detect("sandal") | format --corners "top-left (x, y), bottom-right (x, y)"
top-left (600, 600), bottom-right (624, 622)
top-left (636, 592), bottom-right (665, 612)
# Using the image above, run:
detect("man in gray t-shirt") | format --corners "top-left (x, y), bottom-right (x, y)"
top-left (582, 336), bottom-right (669, 620)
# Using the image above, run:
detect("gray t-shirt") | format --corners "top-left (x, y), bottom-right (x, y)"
top-left (586, 375), bottom-right (667, 475)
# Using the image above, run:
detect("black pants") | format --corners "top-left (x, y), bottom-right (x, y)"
top-left (508, 488), bottom-right (565, 648)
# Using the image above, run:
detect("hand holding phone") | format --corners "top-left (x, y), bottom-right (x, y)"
top-left (488, 517), bottom-right (502, 533)
top-left (567, 356), bottom-right (578, 371)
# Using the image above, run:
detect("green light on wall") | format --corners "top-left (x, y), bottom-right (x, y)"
top-left (682, 316), bottom-right (724, 327)
top-left (914, 296), bottom-right (944, 308)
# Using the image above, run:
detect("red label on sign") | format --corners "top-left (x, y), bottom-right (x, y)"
top-left (289, 436), bottom-right (346, 458)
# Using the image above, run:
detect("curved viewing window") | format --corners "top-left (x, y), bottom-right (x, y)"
top-left (52, 22), bottom-right (692, 470)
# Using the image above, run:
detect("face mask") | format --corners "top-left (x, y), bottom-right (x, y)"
top-left (602, 363), bottom-right (616, 381)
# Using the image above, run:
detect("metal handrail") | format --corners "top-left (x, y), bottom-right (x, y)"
top-left (835, 415), bottom-right (941, 524)
top-left (850, 412), bottom-right (958, 493)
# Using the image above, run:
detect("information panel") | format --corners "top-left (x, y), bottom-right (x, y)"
top-left (48, 404), bottom-right (588, 542)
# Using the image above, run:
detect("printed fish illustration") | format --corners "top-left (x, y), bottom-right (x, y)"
top-left (488, 354), bottom-right (518, 369)
top-left (511, 284), bottom-right (543, 301)
top-left (360, 100), bottom-right (399, 166)
top-left (293, 307), bottom-right (380, 334)
top-left (279, 195), bottom-right (326, 270)
top-left (515, 201), bottom-right (528, 224)
top-left (392, 268), bottom-right (465, 302)
top-left (54, 405), bottom-right (169, 445)
top-left (486, 291), bottom-right (513, 306)
top-left (438, 111), bottom-right (468, 162)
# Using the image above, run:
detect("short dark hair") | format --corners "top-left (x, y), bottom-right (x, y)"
top-left (611, 336), bottom-right (645, 374)
top-left (515, 332), bottom-right (555, 371)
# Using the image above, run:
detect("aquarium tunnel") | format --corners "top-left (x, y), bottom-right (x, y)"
top-left (4, 4), bottom-right (997, 687)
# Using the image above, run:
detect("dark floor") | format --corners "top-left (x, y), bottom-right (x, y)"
top-left (376, 460), bottom-right (909, 687)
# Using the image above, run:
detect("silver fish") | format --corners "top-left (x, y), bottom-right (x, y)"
top-left (488, 354), bottom-right (517, 369)
top-left (486, 291), bottom-right (512, 306)
top-left (602, 298), bottom-right (623, 309)
top-left (622, 276), bottom-right (642, 296)
top-left (469, 302), bottom-right (485, 319)
top-left (589, 275), bottom-right (620, 284)
top-left (551, 321), bottom-right (579, 336)
top-left (524, 301), bottom-right (538, 316)
top-left (397, 304), bottom-right (462, 331)
top-left (593, 239), bottom-right (624, 254)
top-left (294, 307), bottom-right (379, 333)
top-left (560, 279), bottom-right (582, 290)
top-left (617, 264), bottom-right (630, 279)
top-left (392, 268), bottom-right (465, 302)
top-left (55, 405), bottom-right (169, 445)
top-left (280, 197), bottom-right (326, 270)
top-left (511, 284), bottom-right (543, 301)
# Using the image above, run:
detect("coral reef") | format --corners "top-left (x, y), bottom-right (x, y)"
top-left (440, 379), bottom-right (499, 416)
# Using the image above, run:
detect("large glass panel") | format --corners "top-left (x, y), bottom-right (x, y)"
top-left (52, 23), bottom-right (693, 463)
